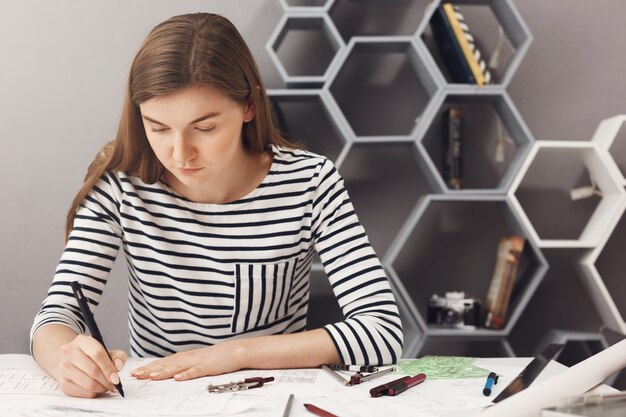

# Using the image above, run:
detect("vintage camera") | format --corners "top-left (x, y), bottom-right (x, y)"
top-left (427, 291), bottom-right (481, 329)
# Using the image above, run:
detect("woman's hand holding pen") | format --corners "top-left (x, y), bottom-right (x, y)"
top-left (130, 341), bottom-right (243, 381)
top-left (55, 334), bottom-right (127, 398)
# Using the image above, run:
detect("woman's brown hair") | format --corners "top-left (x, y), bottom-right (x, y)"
top-left (65, 13), bottom-right (295, 240)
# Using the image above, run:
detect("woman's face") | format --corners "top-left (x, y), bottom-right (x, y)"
top-left (139, 84), bottom-right (254, 195)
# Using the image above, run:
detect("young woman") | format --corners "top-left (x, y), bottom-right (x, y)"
top-left (30, 13), bottom-right (403, 398)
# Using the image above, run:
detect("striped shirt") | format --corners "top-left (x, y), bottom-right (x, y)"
top-left (31, 146), bottom-right (403, 365)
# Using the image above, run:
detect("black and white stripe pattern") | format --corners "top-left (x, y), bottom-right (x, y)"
top-left (31, 146), bottom-right (403, 365)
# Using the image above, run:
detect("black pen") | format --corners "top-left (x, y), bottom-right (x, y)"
top-left (70, 281), bottom-right (125, 397)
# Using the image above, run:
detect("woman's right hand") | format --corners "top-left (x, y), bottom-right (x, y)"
top-left (53, 334), bottom-right (127, 398)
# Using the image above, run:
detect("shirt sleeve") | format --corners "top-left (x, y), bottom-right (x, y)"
top-left (29, 172), bottom-right (123, 352)
top-left (312, 159), bottom-right (404, 365)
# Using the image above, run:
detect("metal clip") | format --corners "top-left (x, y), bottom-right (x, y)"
top-left (207, 376), bottom-right (275, 393)
top-left (348, 367), bottom-right (395, 385)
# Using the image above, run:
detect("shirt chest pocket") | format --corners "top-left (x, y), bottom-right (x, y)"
top-left (231, 258), bottom-right (299, 334)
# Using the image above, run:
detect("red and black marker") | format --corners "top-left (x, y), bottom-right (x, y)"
top-left (387, 373), bottom-right (427, 396)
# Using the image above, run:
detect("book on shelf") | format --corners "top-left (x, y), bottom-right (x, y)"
top-left (442, 106), bottom-right (463, 189)
top-left (483, 235), bottom-right (525, 330)
top-left (429, 3), bottom-right (492, 85)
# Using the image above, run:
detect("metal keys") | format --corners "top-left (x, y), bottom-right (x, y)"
top-left (207, 376), bottom-right (275, 393)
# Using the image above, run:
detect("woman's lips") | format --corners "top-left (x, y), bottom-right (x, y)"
top-left (178, 167), bottom-right (203, 175)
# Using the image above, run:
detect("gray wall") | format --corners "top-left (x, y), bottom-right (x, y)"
top-left (1, 0), bottom-right (625, 355)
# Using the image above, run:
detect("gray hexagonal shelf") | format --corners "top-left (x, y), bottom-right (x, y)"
top-left (268, 88), bottom-right (350, 166)
top-left (325, 37), bottom-right (444, 142)
top-left (340, 141), bottom-right (434, 256)
top-left (277, 0), bottom-right (331, 13)
top-left (384, 194), bottom-right (548, 340)
top-left (421, 0), bottom-right (532, 87)
top-left (327, 0), bottom-right (434, 42)
top-left (418, 90), bottom-right (533, 193)
top-left (509, 141), bottom-right (626, 248)
top-left (267, 13), bottom-right (344, 88)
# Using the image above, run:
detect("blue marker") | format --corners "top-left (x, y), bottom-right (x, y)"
top-left (483, 372), bottom-right (499, 396)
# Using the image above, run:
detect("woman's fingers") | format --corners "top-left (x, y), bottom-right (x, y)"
top-left (58, 378), bottom-right (101, 399)
top-left (108, 349), bottom-right (128, 372)
top-left (66, 363), bottom-right (113, 395)
top-left (55, 334), bottom-right (126, 397)
top-left (131, 356), bottom-right (182, 380)
top-left (77, 336), bottom-right (121, 389)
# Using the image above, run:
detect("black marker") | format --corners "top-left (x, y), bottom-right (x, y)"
top-left (483, 372), bottom-right (498, 396)
top-left (70, 281), bottom-right (125, 397)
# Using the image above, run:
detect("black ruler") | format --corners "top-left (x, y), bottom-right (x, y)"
top-left (493, 343), bottom-right (565, 403)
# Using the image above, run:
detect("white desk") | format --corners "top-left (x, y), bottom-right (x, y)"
top-left (0, 354), bottom-right (617, 417)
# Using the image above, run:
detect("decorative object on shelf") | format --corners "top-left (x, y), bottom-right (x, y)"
top-left (442, 106), bottom-right (463, 189)
top-left (427, 291), bottom-right (481, 329)
top-left (569, 170), bottom-right (602, 201)
top-left (483, 235), bottom-right (525, 330)
top-left (430, 3), bottom-right (492, 85)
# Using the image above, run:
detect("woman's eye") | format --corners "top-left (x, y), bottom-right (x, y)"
top-left (150, 127), bottom-right (169, 133)
top-left (196, 127), bottom-right (215, 133)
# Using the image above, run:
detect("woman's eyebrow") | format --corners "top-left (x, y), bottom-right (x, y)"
top-left (142, 112), bottom-right (220, 127)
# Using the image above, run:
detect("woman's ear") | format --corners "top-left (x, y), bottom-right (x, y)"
top-left (243, 86), bottom-right (260, 122)
top-left (243, 100), bottom-right (255, 123)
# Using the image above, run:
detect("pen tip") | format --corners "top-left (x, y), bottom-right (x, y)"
top-left (118, 386), bottom-right (125, 398)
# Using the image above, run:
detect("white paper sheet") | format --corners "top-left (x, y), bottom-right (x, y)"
top-left (0, 357), bottom-right (231, 416)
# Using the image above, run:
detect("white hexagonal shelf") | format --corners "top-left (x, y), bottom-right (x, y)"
top-left (509, 141), bottom-right (626, 248)
top-left (267, 13), bottom-right (344, 88)
top-left (591, 114), bottom-right (626, 186)
top-left (579, 200), bottom-right (626, 335)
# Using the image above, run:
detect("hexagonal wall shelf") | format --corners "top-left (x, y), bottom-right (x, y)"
top-left (268, 89), bottom-right (350, 166)
top-left (421, 0), bottom-right (532, 87)
top-left (579, 201), bottom-right (626, 334)
top-left (328, 0), bottom-right (434, 42)
top-left (509, 141), bottom-right (626, 248)
top-left (340, 142), bottom-right (433, 256)
top-left (591, 114), bottom-right (626, 186)
top-left (278, 0), bottom-right (331, 13)
top-left (325, 37), bottom-right (443, 141)
top-left (267, 13), bottom-right (344, 87)
top-left (384, 194), bottom-right (548, 340)
top-left (418, 90), bottom-right (533, 193)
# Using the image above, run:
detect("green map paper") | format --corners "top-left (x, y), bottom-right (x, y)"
top-left (395, 356), bottom-right (491, 380)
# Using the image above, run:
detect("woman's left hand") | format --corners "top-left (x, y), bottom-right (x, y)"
top-left (129, 341), bottom-right (244, 381)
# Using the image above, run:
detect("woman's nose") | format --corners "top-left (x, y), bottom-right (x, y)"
top-left (172, 134), bottom-right (196, 163)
